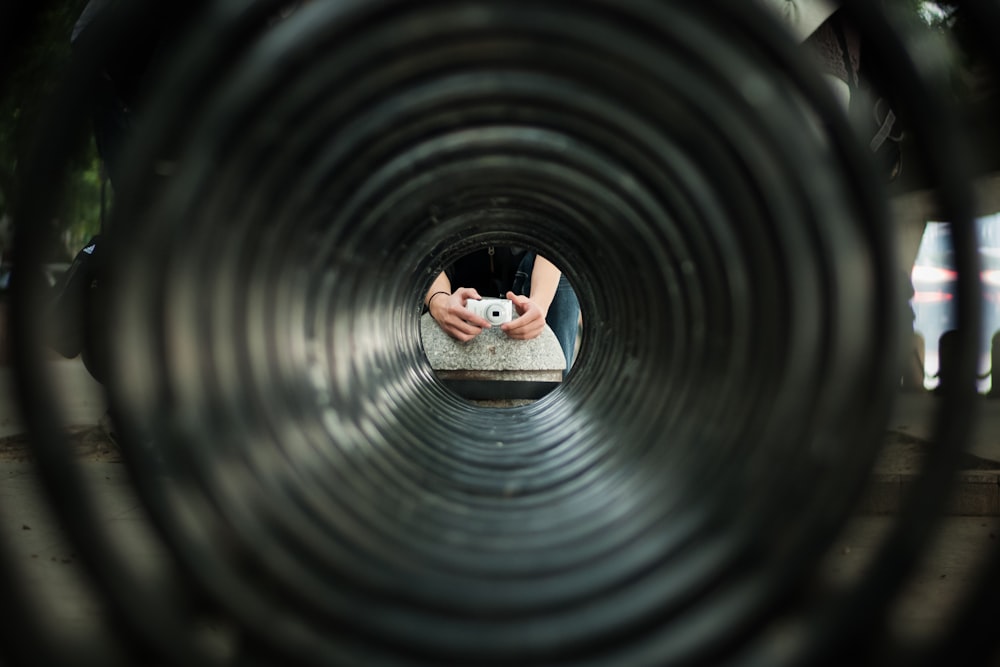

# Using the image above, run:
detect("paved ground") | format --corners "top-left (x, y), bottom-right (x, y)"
top-left (865, 392), bottom-right (1000, 516)
top-left (0, 358), bottom-right (106, 439)
top-left (889, 391), bottom-right (1000, 466)
top-left (1, 359), bottom-right (1000, 664)
top-left (1, 458), bottom-right (998, 664)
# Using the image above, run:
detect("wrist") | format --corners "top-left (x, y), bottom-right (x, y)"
top-left (427, 290), bottom-right (450, 316)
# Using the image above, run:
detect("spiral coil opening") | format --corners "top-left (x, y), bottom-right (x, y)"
top-left (4, 1), bottom-right (1000, 666)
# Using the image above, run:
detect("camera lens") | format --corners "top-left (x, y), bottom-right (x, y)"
top-left (486, 307), bottom-right (506, 325)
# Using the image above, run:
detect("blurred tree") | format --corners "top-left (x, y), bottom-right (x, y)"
top-left (0, 0), bottom-right (101, 261)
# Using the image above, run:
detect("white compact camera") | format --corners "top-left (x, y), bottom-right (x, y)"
top-left (465, 297), bottom-right (516, 325)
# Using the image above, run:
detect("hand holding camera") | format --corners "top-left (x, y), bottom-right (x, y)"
top-left (429, 287), bottom-right (544, 342)
top-left (464, 293), bottom-right (546, 340)
top-left (498, 291), bottom-right (546, 340)
top-left (427, 287), bottom-right (493, 342)
top-left (463, 297), bottom-right (516, 325)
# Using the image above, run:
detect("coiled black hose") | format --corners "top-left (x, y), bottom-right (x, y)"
top-left (3, 1), bottom-right (998, 665)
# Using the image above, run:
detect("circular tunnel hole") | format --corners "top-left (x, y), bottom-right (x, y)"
top-left (419, 242), bottom-right (581, 406)
top-left (94, 4), bottom-right (899, 661)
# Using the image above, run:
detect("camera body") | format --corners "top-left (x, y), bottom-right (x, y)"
top-left (465, 297), bottom-right (517, 325)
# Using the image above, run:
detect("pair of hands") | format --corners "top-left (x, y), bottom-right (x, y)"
top-left (429, 288), bottom-right (546, 343)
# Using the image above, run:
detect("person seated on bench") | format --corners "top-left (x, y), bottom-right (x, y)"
top-left (424, 247), bottom-right (579, 372)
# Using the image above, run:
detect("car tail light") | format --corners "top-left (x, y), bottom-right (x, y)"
top-left (912, 290), bottom-right (954, 303)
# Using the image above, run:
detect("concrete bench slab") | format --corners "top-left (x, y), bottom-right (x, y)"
top-left (420, 313), bottom-right (565, 401)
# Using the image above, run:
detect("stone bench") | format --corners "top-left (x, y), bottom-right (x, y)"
top-left (420, 313), bottom-right (565, 405)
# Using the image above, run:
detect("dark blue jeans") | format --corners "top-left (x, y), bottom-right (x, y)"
top-left (512, 253), bottom-right (580, 375)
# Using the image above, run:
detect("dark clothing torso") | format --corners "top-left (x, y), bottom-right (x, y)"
top-left (447, 246), bottom-right (527, 298)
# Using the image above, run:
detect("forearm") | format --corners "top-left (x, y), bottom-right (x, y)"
top-left (425, 272), bottom-right (453, 309)
top-left (528, 256), bottom-right (561, 316)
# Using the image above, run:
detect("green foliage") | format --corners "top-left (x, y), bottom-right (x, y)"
top-left (60, 138), bottom-right (106, 253)
top-left (0, 0), bottom-right (100, 260)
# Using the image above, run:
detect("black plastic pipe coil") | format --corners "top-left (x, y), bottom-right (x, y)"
top-left (3, 1), bottom-right (999, 665)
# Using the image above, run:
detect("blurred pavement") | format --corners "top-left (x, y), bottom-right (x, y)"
top-left (890, 392), bottom-right (1000, 465)
top-left (0, 358), bottom-right (107, 438)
